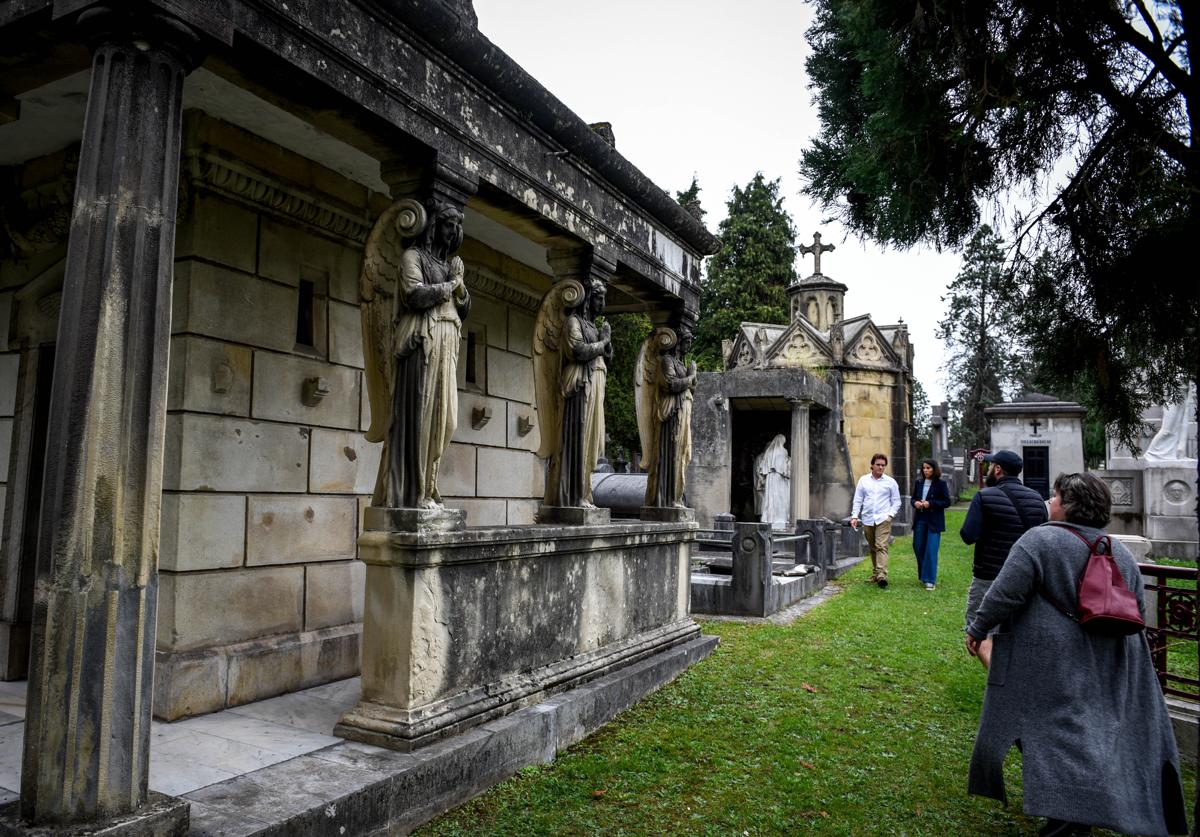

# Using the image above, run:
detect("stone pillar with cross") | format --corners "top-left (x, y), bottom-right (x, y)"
top-left (787, 232), bottom-right (848, 331)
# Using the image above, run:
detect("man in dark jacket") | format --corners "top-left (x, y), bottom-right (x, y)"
top-left (960, 449), bottom-right (1048, 665)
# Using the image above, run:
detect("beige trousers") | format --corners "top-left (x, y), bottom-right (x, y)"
top-left (863, 519), bottom-right (892, 580)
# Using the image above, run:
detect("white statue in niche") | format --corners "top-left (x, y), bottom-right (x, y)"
top-left (1145, 382), bottom-right (1197, 462)
top-left (757, 434), bottom-right (791, 530)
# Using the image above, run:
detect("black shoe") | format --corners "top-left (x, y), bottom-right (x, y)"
top-left (877, 578), bottom-right (888, 589)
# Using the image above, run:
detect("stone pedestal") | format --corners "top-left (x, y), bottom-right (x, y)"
top-left (335, 521), bottom-right (696, 751)
top-left (363, 506), bottom-right (466, 533)
top-left (16, 11), bottom-right (200, 832)
top-left (0, 794), bottom-right (188, 837)
top-left (1143, 463), bottom-right (1199, 557)
top-left (641, 506), bottom-right (696, 523)
top-left (536, 505), bottom-right (611, 526)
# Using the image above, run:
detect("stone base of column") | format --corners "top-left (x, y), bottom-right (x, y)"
top-left (0, 794), bottom-right (188, 837)
top-left (363, 506), bottom-right (466, 533)
top-left (536, 505), bottom-right (611, 526)
top-left (640, 506), bottom-right (696, 523)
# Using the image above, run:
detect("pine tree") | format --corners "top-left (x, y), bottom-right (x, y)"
top-left (675, 176), bottom-right (706, 222)
top-left (693, 174), bottom-right (795, 369)
top-left (602, 312), bottom-right (651, 466)
top-left (937, 226), bottom-right (1019, 450)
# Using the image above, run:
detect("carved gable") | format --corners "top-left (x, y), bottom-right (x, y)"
top-left (844, 321), bottom-right (900, 369)
top-left (766, 320), bottom-right (832, 369)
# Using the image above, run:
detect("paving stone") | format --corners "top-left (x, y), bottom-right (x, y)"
top-left (186, 800), bottom-right (273, 837)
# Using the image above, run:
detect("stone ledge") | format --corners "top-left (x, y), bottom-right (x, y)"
top-left (183, 635), bottom-right (718, 836)
top-left (0, 793), bottom-right (188, 837)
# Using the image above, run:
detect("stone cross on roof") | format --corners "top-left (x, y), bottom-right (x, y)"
top-left (800, 231), bottom-right (835, 276)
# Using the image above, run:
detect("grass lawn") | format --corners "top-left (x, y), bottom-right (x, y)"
top-left (422, 507), bottom-right (1197, 836)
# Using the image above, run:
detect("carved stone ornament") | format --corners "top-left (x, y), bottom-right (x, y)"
top-left (1107, 477), bottom-right (1134, 507)
top-left (853, 332), bottom-right (884, 363)
top-left (778, 330), bottom-right (820, 367)
top-left (736, 341), bottom-right (754, 368)
top-left (1162, 480), bottom-right (1192, 505)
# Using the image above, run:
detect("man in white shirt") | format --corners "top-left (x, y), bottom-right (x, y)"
top-left (850, 452), bottom-right (902, 589)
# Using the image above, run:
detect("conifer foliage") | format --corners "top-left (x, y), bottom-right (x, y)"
top-left (694, 174), bottom-right (795, 369)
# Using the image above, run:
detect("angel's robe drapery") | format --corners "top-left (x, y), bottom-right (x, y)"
top-left (550, 313), bottom-right (607, 507)
top-left (758, 436), bottom-right (791, 531)
top-left (644, 352), bottom-right (693, 507)
top-left (382, 247), bottom-right (465, 507)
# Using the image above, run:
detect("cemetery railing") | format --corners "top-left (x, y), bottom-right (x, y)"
top-left (1137, 562), bottom-right (1199, 702)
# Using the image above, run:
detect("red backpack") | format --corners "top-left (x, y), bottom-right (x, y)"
top-left (1042, 524), bottom-right (1145, 636)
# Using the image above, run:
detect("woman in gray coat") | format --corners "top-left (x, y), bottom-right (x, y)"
top-left (965, 473), bottom-right (1188, 837)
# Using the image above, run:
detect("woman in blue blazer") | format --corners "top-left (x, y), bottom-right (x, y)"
top-left (911, 458), bottom-right (951, 589)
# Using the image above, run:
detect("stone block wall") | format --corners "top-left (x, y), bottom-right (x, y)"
top-left (841, 368), bottom-right (899, 477)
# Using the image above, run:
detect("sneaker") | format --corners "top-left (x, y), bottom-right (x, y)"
top-left (924, 583), bottom-right (936, 591)
top-left (877, 578), bottom-right (888, 589)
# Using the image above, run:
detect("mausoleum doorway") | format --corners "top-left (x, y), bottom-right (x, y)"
top-left (729, 399), bottom-right (791, 523)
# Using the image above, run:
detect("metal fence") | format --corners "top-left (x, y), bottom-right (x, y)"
top-left (1138, 563), bottom-right (1199, 701)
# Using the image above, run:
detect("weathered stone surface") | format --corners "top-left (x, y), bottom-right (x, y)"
top-left (173, 260), bottom-right (297, 353)
top-left (164, 414), bottom-right (309, 493)
top-left (225, 625), bottom-right (360, 709)
top-left (159, 494), bottom-right (246, 572)
top-left (476, 447), bottom-right (541, 498)
top-left (175, 191), bottom-right (258, 274)
top-left (507, 499), bottom-right (539, 525)
top-left (152, 649), bottom-right (228, 720)
top-left (506, 401), bottom-right (538, 452)
top-left (0, 354), bottom-right (17, 416)
top-left (438, 442), bottom-right (476, 498)
top-left (304, 561), bottom-right (365, 630)
top-left (308, 429), bottom-right (381, 494)
top-left (340, 520), bottom-right (695, 750)
top-left (468, 295), bottom-right (507, 349)
top-left (251, 351), bottom-right (360, 430)
top-left (0, 792), bottom-right (190, 836)
top-left (508, 310), bottom-right (535, 357)
top-left (0, 419), bottom-right (10, 478)
top-left (445, 498), bottom-right (506, 527)
top-left (0, 295), bottom-right (12, 350)
top-left (359, 372), bottom-right (371, 432)
top-left (258, 218), bottom-right (360, 304)
top-left (327, 300), bottom-right (364, 369)
top-left (158, 568), bottom-right (305, 652)
top-left (486, 348), bottom-right (534, 404)
top-left (245, 495), bottom-right (358, 566)
top-left (453, 393), bottom-right (507, 448)
top-left (166, 335), bottom-right (252, 417)
top-left (363, 507), bottom-right (465, 533)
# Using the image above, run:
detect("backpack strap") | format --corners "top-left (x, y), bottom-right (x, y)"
top-left (1038, 522), bottom-right (1119, 621)
top-left (997, 482), bottom-right (1034, 530)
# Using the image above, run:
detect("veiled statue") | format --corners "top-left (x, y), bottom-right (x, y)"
top-left (361, 198), bottom-right (470, 509)
top-left (1145, 382), bottom-right (1197, 461)
top-left (635, 325), bottom-right (697, 508)
top-left (757, 434), bottom-right (791, 530)
top-left (533, 278), bottom-right (612, 507)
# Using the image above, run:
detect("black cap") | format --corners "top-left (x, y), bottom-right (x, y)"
top-left (983, 450), bottom-right (1023, 474)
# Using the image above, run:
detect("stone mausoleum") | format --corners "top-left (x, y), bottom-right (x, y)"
top-left (0, 1), bottom-right (719, 832)
top-left (689, 235), bottom-right (915, 530)
top-left (985, 392), bottom-right (1087, 499)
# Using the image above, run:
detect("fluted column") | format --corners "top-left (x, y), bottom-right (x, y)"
top-left (14, 7), bottom-right (200, 830)
top-left (790, 400), bottom-right (811, 524)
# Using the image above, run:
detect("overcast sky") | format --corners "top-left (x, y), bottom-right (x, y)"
top-left (473, 0), bottom-right (964, 405)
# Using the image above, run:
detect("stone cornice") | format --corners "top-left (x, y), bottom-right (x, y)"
top-left (181, 149), bottom-right (373, 245)
top-left (464, 264), bottom-right (542, 313)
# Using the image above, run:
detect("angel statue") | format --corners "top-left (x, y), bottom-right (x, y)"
top-left (361, 197), bottom-right (470, 510)
top-left (533, 277), bottom-right (612, 508)
top-left (635, 324), bottom-right (698, 508)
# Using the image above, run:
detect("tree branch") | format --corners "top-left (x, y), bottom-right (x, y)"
top-left (1100, 6), bottom-right (1195, 103)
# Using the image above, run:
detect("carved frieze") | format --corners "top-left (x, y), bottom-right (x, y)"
top-left (853, 332), bottom-right (884, 363)
top-left (1107, 477), bottom-right (1134, 507)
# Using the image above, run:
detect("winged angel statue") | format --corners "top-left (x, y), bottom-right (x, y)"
top-left (635, 324), bottom-right (697, 508)
top-left (361, 198), bottom-right (470, 509)
top-left (533, 278), bottom-right (612, 508)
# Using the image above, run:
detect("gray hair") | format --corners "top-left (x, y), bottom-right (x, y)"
top-left (1053, 472), bottom-right (1112, 528)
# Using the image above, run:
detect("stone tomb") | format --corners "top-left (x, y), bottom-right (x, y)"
top-left (985, 393), bottom-right (1087, 498)
top-left (336, 519), bottom-right (697, 750)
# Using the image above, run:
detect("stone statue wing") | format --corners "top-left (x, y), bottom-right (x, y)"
top-left (533, 279), bottom-right (585, 459)
top-left (360, 199), bottom-right (426, 444)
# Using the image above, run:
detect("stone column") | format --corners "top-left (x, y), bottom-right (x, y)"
top-left (790, 399), bottom-right (811, 524)
top-left (9, 7), bottom-right (201, 831)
